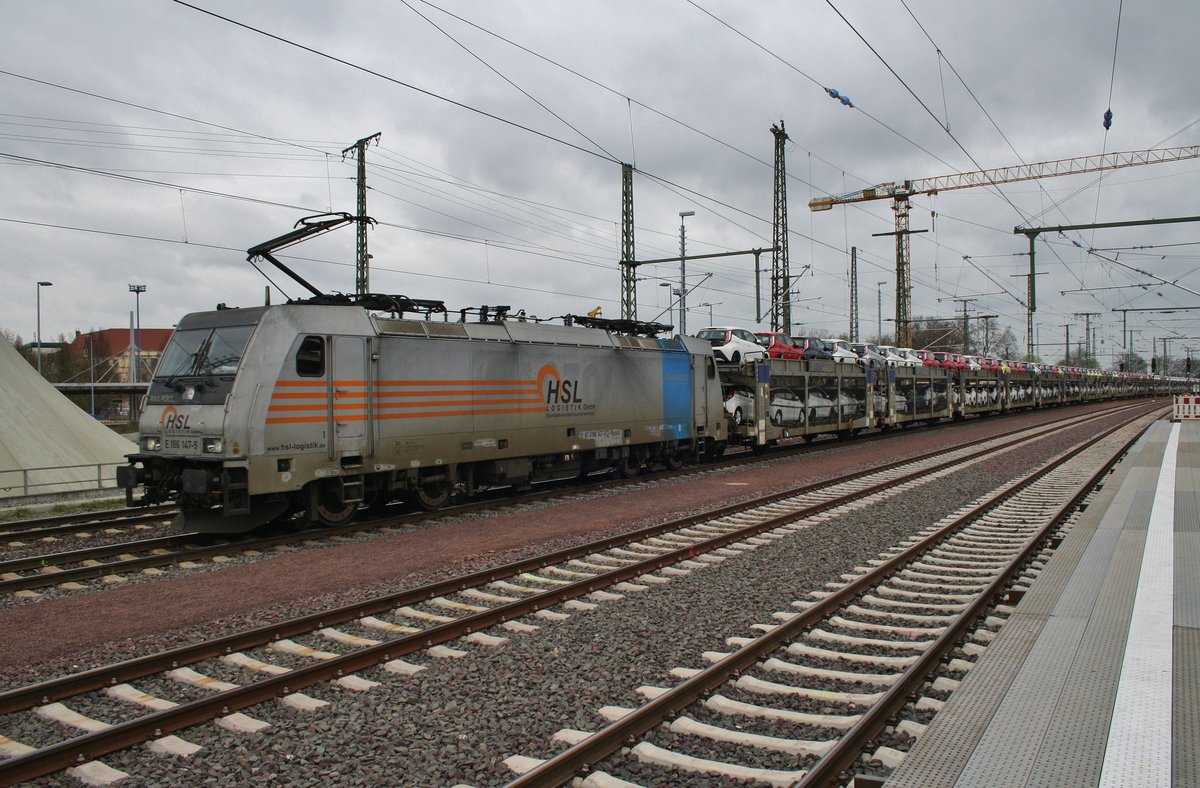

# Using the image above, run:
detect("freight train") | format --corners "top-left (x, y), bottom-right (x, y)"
top-left (115, 294), bottom-right (1173, 534)
top-left (115, 214), bottom-right (1175, 534)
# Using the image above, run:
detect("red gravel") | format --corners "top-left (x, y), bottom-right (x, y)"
top-left (0, 402), bottom-right (1152, 678)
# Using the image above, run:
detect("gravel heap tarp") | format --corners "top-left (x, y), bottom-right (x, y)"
top-left (0, 336), bottom-right (134, 498)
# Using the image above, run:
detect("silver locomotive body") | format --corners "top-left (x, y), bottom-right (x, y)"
top-left (119, 303), bottom-right (726, 532)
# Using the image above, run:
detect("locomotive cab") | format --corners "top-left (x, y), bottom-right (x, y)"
top-left (117, 306), bottom-right (287, 532)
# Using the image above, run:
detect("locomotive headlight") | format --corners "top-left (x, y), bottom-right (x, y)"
top-left (203, 437), bottom-right (224, 454)
top-left (142, 435), bottom-right (161, 451)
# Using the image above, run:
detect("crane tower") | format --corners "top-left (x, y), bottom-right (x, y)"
top-left (809, 145), bottom-right (1200, 349)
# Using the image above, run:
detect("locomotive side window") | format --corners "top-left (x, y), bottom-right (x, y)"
top-left (296, 336), bottom-right (325, 377)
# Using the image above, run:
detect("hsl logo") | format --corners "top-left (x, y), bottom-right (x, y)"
top-left (536, 364), bottom-right (594, 415)
top-left (545, 377), bottom-right (581, 404)
top-left (537, 364), bottom-right (581, 403)
top-left (160, 406), bottom-right (192, 432)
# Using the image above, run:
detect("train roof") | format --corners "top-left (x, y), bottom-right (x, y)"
top-left (373, 314), bottom-right (702, 353)
top-left (176, 305), bottom-right (270, 330)
top-left (173, 302), bottom-right (706, 354)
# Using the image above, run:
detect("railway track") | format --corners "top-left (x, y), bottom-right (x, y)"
top-left (501, 411), bottom-right (1152, 785)
top-left (0, 401), bottom-right (1159, 784)
top-left (0, 505), bottom-right (175, 542)
top-left (0, 399), bottom-right (1133, 544)
top-left (0, 402), bottom-right (1147, 599)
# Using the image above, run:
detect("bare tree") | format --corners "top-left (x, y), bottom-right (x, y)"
top-left (991, 327), bottom-right (1021, 360)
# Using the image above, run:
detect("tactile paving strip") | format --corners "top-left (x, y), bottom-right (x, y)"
top-left (1177, 626), bottom-right (1200, 788)
top-left (1097, 423), bottom-right (1178, 787)
top-left (1175, 425), bottom-right (1200, 787)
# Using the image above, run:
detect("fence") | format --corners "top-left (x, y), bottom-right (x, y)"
top-left (0, 461), bottom-right (124, 499)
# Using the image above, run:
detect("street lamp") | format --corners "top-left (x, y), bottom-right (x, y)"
top-left (695, 301), bottom-right (722, 326)
top-left (877, 281), bottom-right (886, 339)
top-left (129, 284), bottom-right (146, 384)
top-left (679, 211), bottom-right (695, 336)
top-left (660, 282), bottom-right (682, 330)
top-left (85, 334), bottom-right (96, 417)
top-left (35, 281), bottom-right (52, 375)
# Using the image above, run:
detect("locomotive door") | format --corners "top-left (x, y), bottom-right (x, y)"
top-left (331, 335), bottom-right (370, 458)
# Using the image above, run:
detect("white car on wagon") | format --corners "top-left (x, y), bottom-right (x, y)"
top-left (828, 339), bottom-right (861, 366)
top-left (695, 327), bottom-right (767, 364)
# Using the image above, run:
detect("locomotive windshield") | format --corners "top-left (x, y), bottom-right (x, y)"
top-left (154, 324), bottom-right (256, 386)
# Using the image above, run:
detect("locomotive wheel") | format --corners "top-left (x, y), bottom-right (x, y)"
top-left (414, 479), bottom-right (451, 510)
top-left (577, 451), bottom-right (596, 480)
top-left (315, 491), bottom-right (357, 527)
top-left (618, 456), bottom-right (641, 478)
top-left (665, 450), bottom-right (686, 470)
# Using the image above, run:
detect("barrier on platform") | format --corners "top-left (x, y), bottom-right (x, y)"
top-left (1173, 394), bottom-right (1200, 421)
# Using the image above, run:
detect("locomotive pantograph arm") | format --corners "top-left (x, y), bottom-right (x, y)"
top-left (247, 212), bottom-right (375, 298)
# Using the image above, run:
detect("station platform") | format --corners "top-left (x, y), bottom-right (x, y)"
top-left (886, 418), bottom-right (1198, 788)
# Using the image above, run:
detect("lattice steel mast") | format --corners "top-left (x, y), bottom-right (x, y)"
top-left (342, 132), bottom-right (381, 295)
top-left (620, 163), bottom-right (636, 321)
top-left (771, 122), bottom-right (790, 333)
top-left (849, 246), bottom-right (859, 341)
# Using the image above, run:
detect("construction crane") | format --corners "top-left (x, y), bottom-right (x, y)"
top-left (809, 145), bottom-right (1200, 347)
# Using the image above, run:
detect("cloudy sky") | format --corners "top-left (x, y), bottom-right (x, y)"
top-left (3, 0), bottom-right (1198, 365)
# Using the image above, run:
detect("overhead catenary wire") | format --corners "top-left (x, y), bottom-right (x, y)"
top-left (412, 0), bottom-right (868, 192)
top-left (0, 69), bottom-right (334, 159)
top-left (1090, 0), bottom-right (1126, 245)
top-left (397, 0), bottom-right (618, 161)
top-left (168, 0), bottom-right (619, 166)
top-left (685, 0), bottom-right (955, 171)
top-left (4, 4), bottom-right (1027, 331)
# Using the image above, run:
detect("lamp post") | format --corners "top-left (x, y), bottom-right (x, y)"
top-left (86, 334), bottom-right (96, 417)
top-left (695, 301), bottom-right (722, 326)
top-left (660, 282), bottom-right (682, 331)
top-left (129, 284), bottom-right (146, 384)
top-left (678, 211), bottom-right (695, 336)
top-left (876, 282), bottom-right (886, 340)
top-left (35, 281), bottom-right (52, 374)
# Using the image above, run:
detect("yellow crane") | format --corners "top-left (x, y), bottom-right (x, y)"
top-left (809, 145), bottom-right (1200, 347)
